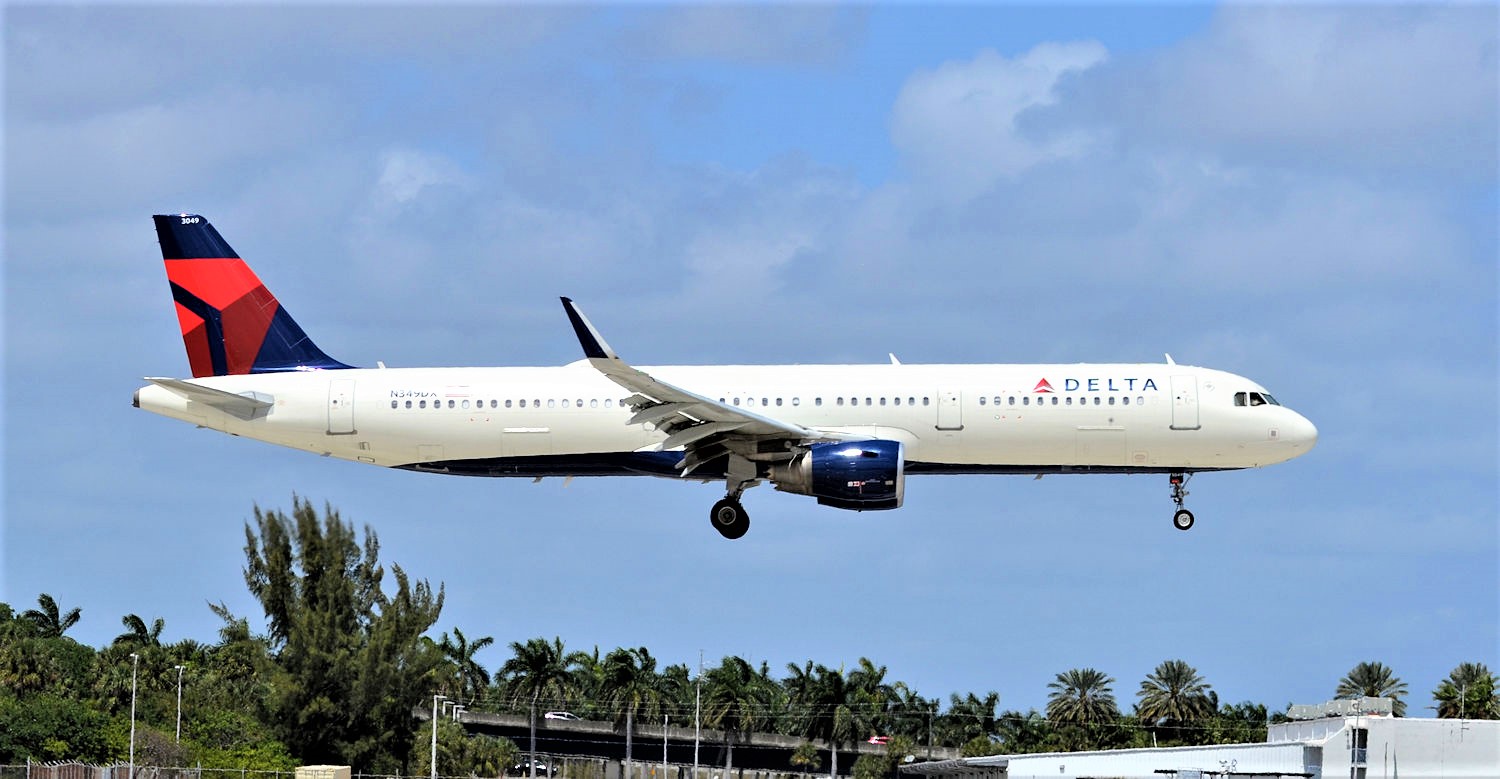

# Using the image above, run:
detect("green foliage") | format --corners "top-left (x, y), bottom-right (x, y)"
top-left (789, 741), bottom-right (821, 772)
top-left (1336, 661), bottom-right (1408, 716)
top-left (409, 719), bottom-right (518, 778)
top-left (0, 692), bottom-right (119, 762)
top-left (240, 497), bottom-right (445, 771)
top-left (1135, 659), bottom-right (1216, 746)
top-left (1433, 662), bottom-right (1500, 719)
top-left (21, 594), bottom-right (82, 638)
top-left (1046, 668), bottom-right (1118, 749)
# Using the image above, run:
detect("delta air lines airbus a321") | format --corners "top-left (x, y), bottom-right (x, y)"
top-left (135, 214), bottom-right (1317, 539)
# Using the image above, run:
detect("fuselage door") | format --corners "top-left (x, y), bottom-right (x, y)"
top-left (328, 379), bottom-right (355, 435)
top-left (1169, 374), bottom-right (1200, 431)
top-left (936, 389), bottom-right (963, 431)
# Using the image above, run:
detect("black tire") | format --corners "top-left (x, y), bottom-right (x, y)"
top-left (710, 498), bottom-right (750, 540)
top-left (1172, 508), bottom-right (1195, 531)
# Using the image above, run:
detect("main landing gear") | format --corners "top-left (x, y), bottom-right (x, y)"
top-left (710, 497), bottom-right (749, 540)
top-left (1170, 472), bottom-right (1194, 531)
top-left (710, 456), bottom-right (758, 540)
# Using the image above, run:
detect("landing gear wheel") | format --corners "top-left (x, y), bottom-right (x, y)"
top-left (710, 498), bottom-right (750, 540)
top-left (1172, 508), bottom-right (1195, 531)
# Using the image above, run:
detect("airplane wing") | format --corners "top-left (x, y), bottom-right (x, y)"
top-left (560, 298), bottom-right (852, 474)
top-left (144, 377), bottom-right (273, 421)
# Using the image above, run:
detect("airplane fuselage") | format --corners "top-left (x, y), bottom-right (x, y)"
top-left (134, 361), bottom-right (1315, 479)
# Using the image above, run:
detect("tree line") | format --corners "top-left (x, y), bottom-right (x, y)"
top-left (3, 499), bottom-right (1496, 777)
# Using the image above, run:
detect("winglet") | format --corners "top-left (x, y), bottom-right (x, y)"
top-left (1165, 353), bottom-right (1176, 365)
top-left (560, 297), bottom-right (617, 361)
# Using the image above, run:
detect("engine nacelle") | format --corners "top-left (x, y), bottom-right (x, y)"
top-left (769, 440), bottom-right (905, 511)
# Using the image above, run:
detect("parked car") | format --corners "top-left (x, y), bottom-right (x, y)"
top-left (544, 711), bottom-right (581, 721)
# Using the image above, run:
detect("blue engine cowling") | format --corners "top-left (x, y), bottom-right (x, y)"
top-left (769, 440), bottom-right (905, 511)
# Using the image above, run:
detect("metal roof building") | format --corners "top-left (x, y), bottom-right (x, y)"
top-left (899, 710), bottom-right (1498, 779)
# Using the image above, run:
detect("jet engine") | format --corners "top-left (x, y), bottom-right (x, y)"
top-left (769, 440), bottom-right (905, 510)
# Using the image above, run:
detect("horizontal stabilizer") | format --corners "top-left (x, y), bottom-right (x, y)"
top-left (145, 377), bottom-right (273, 421)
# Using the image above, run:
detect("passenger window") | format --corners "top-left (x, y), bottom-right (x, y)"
top-left (462, 400), bottom-right (471, 409)
top-left (1051, 396), bottom-right (1058, 405)
top-left (1108, 396), bottom-right (1116, 405)
top-left (590, 399), bottom-right (598, 408)
top-left (605, 399), bottom-right (613, 408)
top-left (815, 398), bottom-right (823, 406)
top-left (506, 399), bottom-right (513, 408)
top-left (1009, 397), bottom-right (1016, 406)
top-left (762, 397), bottom-right (769, 406)
top-left (1137, 396), bottom-right (1144, 405)
top-left (1094, 397), bottom-right (1101, 406)
top-left (776, 398), bottom-right (783, 406)
top-left (979, 397), bottom-right (987, 406)
top-left (1122, 396), bottom-right (1130, 406)
top-left (519, 399), bottom-right (526, 408)
top-left (445, 400), bottom-right (454, 409)
top-left (865, 397), bottom-right (872, 406)
top-left (547, 399), bottom-right (556, 408)
top-left (733, 397), bottom-right (741, 406)
top-left (561, 399), bottom-right (570, 408)
top-left (894, 397), bottom-right (901, 406)
top-left (880, 397), bottom-right (887, 406)
top-left (792, 398), bottom-right (801, 406)
top-left (837, 397), bottom-right (845, 406)
top-left (419, 400), bottom-right (426, 408)
top-left (405, 400), bottom-right (412, 409)
top-left (391, 400), bottom-right (398, 409)
top-left (1022, 396), bottom-right (1030, 406)
top-left (1066, 397), bottom-right (1073, 406)
top-left (923, 397), bottom-right (931, 406)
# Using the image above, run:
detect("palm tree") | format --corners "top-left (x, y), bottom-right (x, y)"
top-left (601, 647), bottom-right (663, 773)
top-left (936, 691), bottom-right (1000, 747)
top-left (1136, 659), bottom-right (1215, 742)
top-left (439, 627), bottom-right (494, 701)
top-left (22, 594), bottom-right (81, 638)
top-left (1433, 662), bottom-right (1500, 719)
top-left (501, 637), bottom-right (574, 779)
top-left (1046, 668), bottom-right (1118, 750)
top-left (703, 656), bottom-right (776, 773)
top-left (1336, 661), bottom-right (1408, 716)
top-left (114, 614), bottom-right (165, 648)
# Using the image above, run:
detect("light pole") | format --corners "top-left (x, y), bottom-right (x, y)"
top-left (174, 665), bottom-right (186, 743)
top-left (431, 694), bottom-right (446, 779)
top-left (693, 651), bottom-right (702, 779)
top-left (128, 653), bottom-right (140, 779)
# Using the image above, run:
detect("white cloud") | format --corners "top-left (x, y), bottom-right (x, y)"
top-left (1051, 5), bottom-right (1498, 180)
top-left (890, 42), bottom-right (1108, 201)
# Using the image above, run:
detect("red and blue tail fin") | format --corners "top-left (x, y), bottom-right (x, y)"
top-left (153, 214), bottom-right (352, 377)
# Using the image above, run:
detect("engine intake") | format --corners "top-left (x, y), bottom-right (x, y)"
top-left (770, 440), bottom-right (905, 511)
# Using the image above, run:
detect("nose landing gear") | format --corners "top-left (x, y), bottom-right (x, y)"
top-left (1170, 472), bottom-right (1194, 530)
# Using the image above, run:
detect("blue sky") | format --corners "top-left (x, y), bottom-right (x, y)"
top-left (4, 3), bottom-right (1496, 718)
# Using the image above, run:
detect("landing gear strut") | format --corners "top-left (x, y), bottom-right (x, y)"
top-left (1170, 472), bottom-right (1194, 531)
top-left (710, 497), bottom-right (750, 539)
top-left (709, 456), bottom-right (757, 540)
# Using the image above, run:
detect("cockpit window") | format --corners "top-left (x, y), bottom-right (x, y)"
top-left (1236, 391), bottom-right (1281, 407)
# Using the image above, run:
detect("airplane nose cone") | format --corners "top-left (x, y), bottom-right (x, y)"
top-left (1287, 412), bottom-right (1318, 452)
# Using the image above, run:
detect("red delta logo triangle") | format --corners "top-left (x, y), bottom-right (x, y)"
top-left (1034, 378), bottom-right (1055, 393)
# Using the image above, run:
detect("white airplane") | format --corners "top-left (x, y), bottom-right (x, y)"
top-left (135, 214), bottom-right (1317, 539)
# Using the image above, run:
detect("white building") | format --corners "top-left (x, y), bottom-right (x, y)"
top-left (900, 712), bottom-right (1498, 779)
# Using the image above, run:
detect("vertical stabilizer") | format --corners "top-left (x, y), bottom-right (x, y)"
top-left (153, 214), bottom-right (351, 377)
